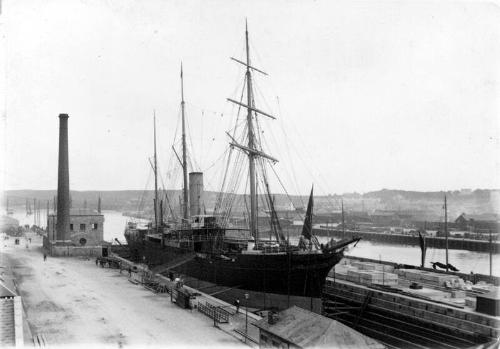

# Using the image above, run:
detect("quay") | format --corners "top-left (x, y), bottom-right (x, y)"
top-left (1, 232), bottom-right (245, 347)
top-left (313, 228), bottom-right (500, 253)
top-left (2, 232), bottom-right (384, 348)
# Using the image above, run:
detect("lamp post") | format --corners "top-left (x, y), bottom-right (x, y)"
top-left (245, 293), bottom-right (249, 343)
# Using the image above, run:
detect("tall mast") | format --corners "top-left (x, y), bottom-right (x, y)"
top-left (153, 112), bottom-right (159, 233)
top-left (245, 21), bottom-right (258, 241)
top-left (444, 194), bottom-right (448, 272)
top-left (341, 199), bottom-right (345, 239)
top-left (227, 21), bottom-right (276, 241)
top-left (181, 63), bottom-right (189, 222)
top-left (489, 229), bottom-right (493, 278)
top-left (46, 200), bottom-right (49, 229)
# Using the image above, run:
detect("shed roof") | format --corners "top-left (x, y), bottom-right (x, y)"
top-left (477, 288), bottom-right (500, 301)
top-left (0, 283), bottom-right (16, 297)
top-left (0, 271), bottom-right (17, 298)
top-left (253, 306), bottom-right (385, 348)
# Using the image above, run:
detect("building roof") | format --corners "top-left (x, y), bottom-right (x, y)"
top-left (253, 306), bottom-right (385, 348)
top-left (477, 288), bottom-right (500, 301)
top-left (455, 213), bottom-right (500, 223)
top-left (370, 211), bottom-right (397, 217)
top-left (0, 282), bottom-right (16, 297)
top-left (0, 215), bottom-right (19, 228)
top-left (0, 267), bottom-right (17, 298)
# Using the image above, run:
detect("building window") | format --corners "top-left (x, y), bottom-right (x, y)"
top-left (271, 340), bottom-right (281, 348)
top-left (92, 223), bottom-right (98, 230)
top-left (80, 224), bottom-right (86, 231)
top-left (70, 224), bottom-right (74, 231)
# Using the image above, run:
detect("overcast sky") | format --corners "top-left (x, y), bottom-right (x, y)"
top-left (1, 0), bottom-right (499, 195)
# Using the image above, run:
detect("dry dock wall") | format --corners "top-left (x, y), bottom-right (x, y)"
top-left (324, 279), bottom-right (500, 339)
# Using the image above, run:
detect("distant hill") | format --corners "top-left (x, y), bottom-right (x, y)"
top-left (3, 188), bottom-right (499, 221)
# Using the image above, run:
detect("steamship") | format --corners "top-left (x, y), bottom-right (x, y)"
top-left (124, 24), bottom-right (360, 311)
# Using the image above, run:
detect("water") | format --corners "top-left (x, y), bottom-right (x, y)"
top-left (9, 209), bottom-right (133, 244)
top-left (9, 209), bottom-right (498, 276)
top-left (343, 240), bottom-right (499, 277)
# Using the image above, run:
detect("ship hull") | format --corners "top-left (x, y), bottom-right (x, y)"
top-left (124, 235), bottom-right (182, 266)
top-left (123, 234), bottom-right (344, 303)
top-left (173, 251), bottom-right (342, 298)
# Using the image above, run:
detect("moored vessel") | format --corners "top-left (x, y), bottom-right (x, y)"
top-left (123, 22), bottom-right (361, 312)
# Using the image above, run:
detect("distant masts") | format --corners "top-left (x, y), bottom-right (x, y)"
top-left (33, 198), bottom-right (36, 226)
top-left (46, 200), bottom-right (50, 229)
top-left (341, 199), bottom-right (345, 239)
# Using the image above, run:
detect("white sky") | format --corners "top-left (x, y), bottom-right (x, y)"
top-left (1, 0), bottom-right (499, 195)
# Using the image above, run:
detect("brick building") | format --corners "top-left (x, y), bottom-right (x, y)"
top-left (47, 208), bottom-right (104, 246)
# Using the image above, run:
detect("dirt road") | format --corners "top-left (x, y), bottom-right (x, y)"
top-left (1, 233), bottom-right (241, 348)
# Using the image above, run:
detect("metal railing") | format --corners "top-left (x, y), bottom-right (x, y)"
top-left (197, 301), bottom-right (230, 323)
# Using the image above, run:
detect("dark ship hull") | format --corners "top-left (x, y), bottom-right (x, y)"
top-left (174, 250), bottom-right (342, 297)
top-left (123, 229), bottom-right (349, 311)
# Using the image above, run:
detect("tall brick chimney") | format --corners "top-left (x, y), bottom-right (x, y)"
top-left (56, 113), bottom-right (70, 241)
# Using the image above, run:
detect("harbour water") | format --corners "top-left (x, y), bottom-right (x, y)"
top-left (10, 209), bottom-right (499, 276)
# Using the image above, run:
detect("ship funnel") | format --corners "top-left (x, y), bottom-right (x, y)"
top-left (56, 113), bottom-right (70, 240)
top-left (189, 172), bottom-right (203, 217)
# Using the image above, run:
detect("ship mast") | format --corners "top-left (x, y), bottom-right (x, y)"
top-left (181, 64), bottom-right (189, 223)
top-left (341, 199), bottom-right (345, 239)
top-left (227, 21), bottom-right (277, 243)
top-left (444, 194), bottom-right (448, 272)
top-left (245, 23), bottom-right (258, 240)
top-left (153, 112), bottom-right (159, 233)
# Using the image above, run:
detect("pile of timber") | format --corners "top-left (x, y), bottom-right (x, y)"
top-left (330, 261), bottom-right (399, 287)
top-left (396, 269), bottom-right (461, 288)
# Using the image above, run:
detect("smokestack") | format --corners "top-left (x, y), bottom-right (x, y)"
top-left (97, 196), bottom-right (101, 214)
top-left (56, 113), bottom-right (70, 241)
top-left (189, 172), bottom-right (203, 217)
